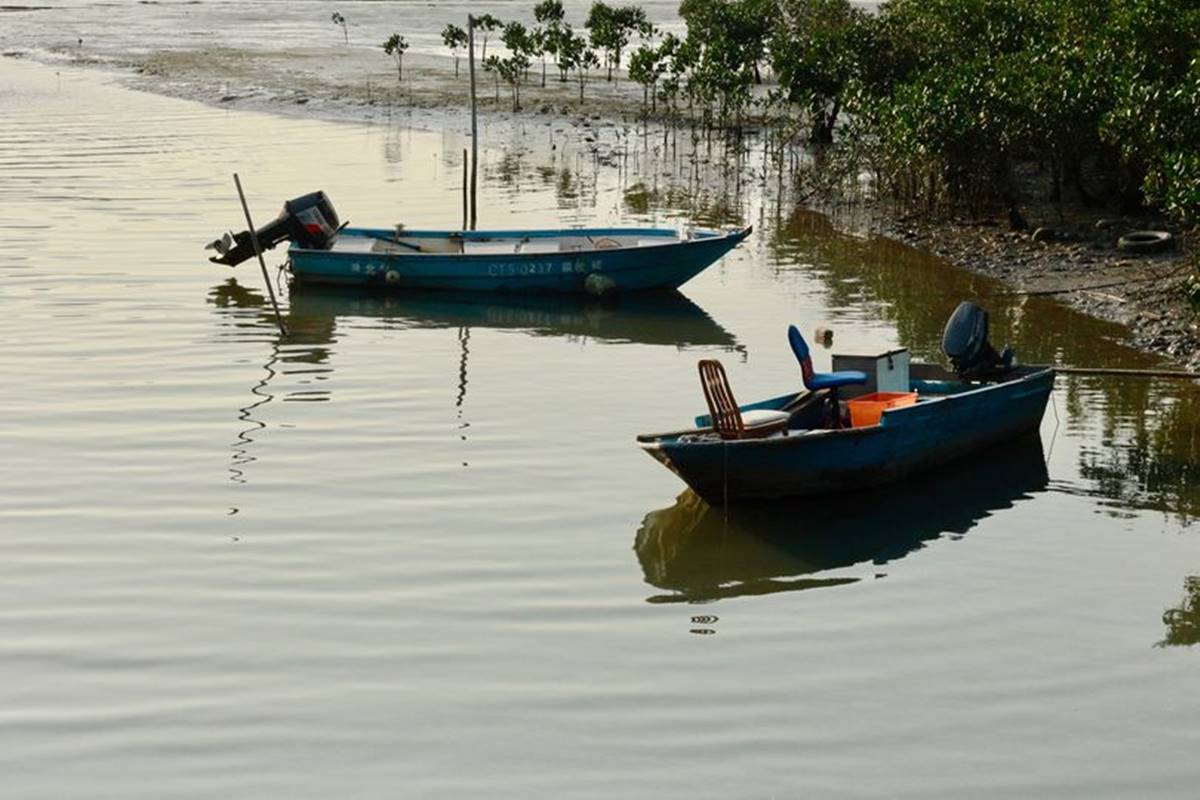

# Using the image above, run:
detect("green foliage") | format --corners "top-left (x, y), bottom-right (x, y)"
top-left (330, 11), bottom-right (347, 44)
top-left (677, 0), bottom-right (769, 124)
top-left (502, 21), bottom-right (534, 61)
top-left (657, 33), bottom-right (691, 114)
top-left (1100, 2), bottom-right (1200, 221)
top-left (1160, 576), bottom-right (1200, 646)
top-left (628, 42), bottom-right (665, 112)
top-left (549, 22), bottom-right (576, 82)
top-left (534, 0), bottom-right (569, 84)
top-left (473, 13), bottom-right (503, 60)
top-left (558, 28), bottom-right (600, 101)
top-left (769, 0), bottom-right (867, 143)
top-left (383, 34), bottom-right (410, 82)
top-left (850, 0), bottom-right (1200, 219)
top-left (483, 22), bottom-right (535, 110)
top-left (442, 24), bottom-right (468, 76)
top-left (585, 2), bottom-right (652, 81)
top-left (534, 0), bottom-right (565, 25)
top-left (431, 0), bottom-right (1200, 234)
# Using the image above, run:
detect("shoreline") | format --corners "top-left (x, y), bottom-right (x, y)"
top-left (7, 43), bottom-right (1196, 370)
top-left (887, 216), bottom-right (1198, 370)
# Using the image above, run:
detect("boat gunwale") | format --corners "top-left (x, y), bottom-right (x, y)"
top-left (289, 225), bottom-right (753, 263)
top-left (636, 365), bottom-right (1055, 448)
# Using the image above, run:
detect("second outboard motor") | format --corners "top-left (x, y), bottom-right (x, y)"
top-left (942, 301), bottom-right (1016, 378)
top-left (207, 191), bottom-right (340, 267)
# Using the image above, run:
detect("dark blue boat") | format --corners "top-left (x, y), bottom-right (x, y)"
top-left (637, 302), bottom-right (1054, 504)
top-left (638, 363), bottom-right (1054, 504)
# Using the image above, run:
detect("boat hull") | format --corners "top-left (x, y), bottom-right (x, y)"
top-left (288, 226), bottom-right (750, 294)
top-left (640, 367), bottom-right (1054, 504)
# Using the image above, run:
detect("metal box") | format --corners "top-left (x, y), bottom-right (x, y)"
top-left (831, 349), bottom-right (911, 398)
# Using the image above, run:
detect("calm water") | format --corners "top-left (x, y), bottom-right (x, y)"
top-left (1, 0), bottom-right (877, 62)
top-left (3, 56), bottom-right (1200, 798)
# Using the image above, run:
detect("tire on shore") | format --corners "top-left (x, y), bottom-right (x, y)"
top-left (1117, 230), bottom-right (1174, 254)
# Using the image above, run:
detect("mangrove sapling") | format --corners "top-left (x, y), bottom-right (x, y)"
top-left (383, 34), bottom-right (410, 82)
top-left (585, 2), bottom-right (616, 80)
top-left (585, 2), bottom-right (651, 83)
top-left (534, 1), bottom-right (566, 30)
top-left (558, 30), bottom-right (599, 102)
top-left (769, 0), bottom-right (863, 144)
top-left (484, 56), bottom-right (502, 101)
top-left (474, 14), bottom-right (502, 60)
top-left (530, 27), bottom-right (549, 87)
top-left (442, 24), bottom-right (468, 77)
top-left (628, 43), bottom-right (665, 115)
top-left (658, 33), bottom-right (689, 123)
top-left (491, 22), bottom-right (534, 111)
top-left (614, 6), bottom-right (653, 80)
top-left (490, 56), bottom-right (527, 111)
top-left (534, 0), bottom-right (566, 85)
top-left (552, 22), bottom-right (578, 83)
top-left (331, 11), bottom-right (348, 44)
top-left (577, 48), bottom-right (601, 101)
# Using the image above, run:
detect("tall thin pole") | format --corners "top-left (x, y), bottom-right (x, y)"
top-left (462, 147), bottom-right (468, 230)
top-left (467, 14), bottom-right (478, 230)
top-left (232, 173), bottom-right (286, 336)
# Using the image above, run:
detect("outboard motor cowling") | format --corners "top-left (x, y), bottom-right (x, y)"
top-left (942, 301), bottom-right (1016, 378)
top-left (207, 191), bottom-right (340, 267)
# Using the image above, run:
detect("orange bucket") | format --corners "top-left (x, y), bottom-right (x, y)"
top-left (846, 391), bottom-right (918, 428)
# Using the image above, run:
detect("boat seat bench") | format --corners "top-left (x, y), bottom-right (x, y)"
top-left (331, 234), bottom-right (683, 257)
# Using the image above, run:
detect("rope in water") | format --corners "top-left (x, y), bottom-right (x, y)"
top-left (1055, 366), bottom-right (1200, 380)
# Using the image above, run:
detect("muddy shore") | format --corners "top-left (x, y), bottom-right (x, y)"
top-left (888, 215), bottom-right (1199, 371)
top-left (9, 40), bottom-right (1197, 370)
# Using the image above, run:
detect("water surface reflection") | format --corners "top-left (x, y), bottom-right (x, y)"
top-left (284, 284), bottom-right (741, 349)
top-left (1161, 576), bottom-right (1200, 647)
top-left (635, 434), bottom-right (1049, 604)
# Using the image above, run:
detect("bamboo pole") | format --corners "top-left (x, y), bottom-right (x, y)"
top-left (467, 15), bottom-right (478, 230)
top-left (232, 174), bottom-right (286, 336)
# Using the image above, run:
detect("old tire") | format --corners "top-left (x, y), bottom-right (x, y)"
top-left (1118, 230), bottom-right (1173, 254)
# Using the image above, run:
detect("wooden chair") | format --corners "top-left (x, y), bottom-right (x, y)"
top-left (698, 359), bottom-right (791, 440)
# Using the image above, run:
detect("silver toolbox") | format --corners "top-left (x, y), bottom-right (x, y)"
top-left (831, 349), bottom-right (910, 398)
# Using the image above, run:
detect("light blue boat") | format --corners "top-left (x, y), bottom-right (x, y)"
top-left (290, 225), bottom-right (751, 294)
top-left (207, 191), bottom-right (751, 295)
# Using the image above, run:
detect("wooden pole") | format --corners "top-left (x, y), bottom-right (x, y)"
top-left (467, 14), bottom-right (478, 230)
top-left (232, 173), bottom-right (287, 336)
top-left (462, 147), bottom-right (468, 231)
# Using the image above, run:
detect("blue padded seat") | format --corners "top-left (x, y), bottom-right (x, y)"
top-left (808, 370), bottom-right (870, 390)
top-left (788, 325), bottom-right (867, 429)
top-left (787, 325), bottom-right (868, 391)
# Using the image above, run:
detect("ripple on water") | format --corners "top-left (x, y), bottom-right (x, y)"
top-left (1, 53), bottom-right (1199, 799)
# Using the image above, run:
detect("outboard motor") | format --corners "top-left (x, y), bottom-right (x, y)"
top-left (206, 191), bottom-right (340, 267)
top-left (942, 301), bottom-right (1016, 378)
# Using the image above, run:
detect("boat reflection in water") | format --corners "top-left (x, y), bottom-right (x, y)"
top-left (635, 434), bottom-right (1049, 604)
top-left (284, 283), bottom-right (740, 349)
top-left (207, 279), bottom-right (739, 485)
